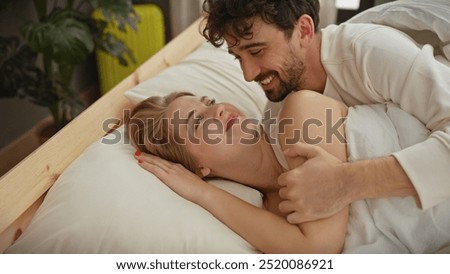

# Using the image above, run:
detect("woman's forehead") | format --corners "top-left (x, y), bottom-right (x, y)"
top-left (166, 95), bottom-right (204, 118)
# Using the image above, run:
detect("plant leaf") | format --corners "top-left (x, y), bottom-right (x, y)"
top-left (89, 0), bottom-right (140, 32)
top-left (26, 72), bottom-right (61, 107)
top-left (95, 32), bottom-right (136, 66)
top-left (22, 9), bottom-right (95, 65)
top-left (0, 36), bottom-right (40, 98)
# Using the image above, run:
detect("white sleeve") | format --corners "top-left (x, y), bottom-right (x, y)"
top-left (352, 27), bottom-right (450, 209)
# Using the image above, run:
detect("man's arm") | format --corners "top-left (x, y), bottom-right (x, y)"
top-left (326, 25), bottom-right (450, 211)
top-left (278, 144), bottom-right (418, 224)
top-left (356, 27), bottom-right (450, 210)
top-left (345, 156), bottom-right (418, 201)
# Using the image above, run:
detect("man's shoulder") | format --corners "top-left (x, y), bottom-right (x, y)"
top-left (322, 23), bottom-right (395, 42)
top-left (321, 23), bottom-right (402, 62)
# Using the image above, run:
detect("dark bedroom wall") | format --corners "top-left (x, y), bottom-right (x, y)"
top-left (0, 0), bottom-right (98, 150)
top-left (0, 0), bottom-right (49, 150)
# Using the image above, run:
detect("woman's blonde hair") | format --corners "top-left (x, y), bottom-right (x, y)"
top-left (125, 91), bottom-right (200, 174)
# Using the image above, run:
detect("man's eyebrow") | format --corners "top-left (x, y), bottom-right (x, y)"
top-left (228, 42), bottom-right (266, 55)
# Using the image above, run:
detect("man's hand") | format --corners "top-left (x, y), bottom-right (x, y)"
top-left (278, 143), bottom-right (351, 224)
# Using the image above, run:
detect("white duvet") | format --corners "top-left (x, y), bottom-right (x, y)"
top-left (343, 103), bottom-right (450, 253)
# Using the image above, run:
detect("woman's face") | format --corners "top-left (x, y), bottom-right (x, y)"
top-left (164, 95), bottom-right (260, 177)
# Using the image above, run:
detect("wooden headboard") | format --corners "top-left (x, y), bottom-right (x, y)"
top-left (0, 18), bottom-right (206, 253)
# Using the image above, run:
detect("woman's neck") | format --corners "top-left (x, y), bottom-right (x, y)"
top-left (246, 132), bottom-right (287, 217)
top-left (234, 131), bottom-right (284, 193)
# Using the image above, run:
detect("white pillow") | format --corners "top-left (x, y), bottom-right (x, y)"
top-left (7, 128), bottom-right (263, 253)
top-left (7, 42), bottom-right (267, 254)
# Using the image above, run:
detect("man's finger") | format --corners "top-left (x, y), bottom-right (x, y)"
top-left (278, 199), bottom-right (296, 213)
top-left (277, 169), bottom-right (302, 188)
top-left (278, 186), bottom-right (290, 199)
top-left (286, 212), bottom-right (311, 224)
top-left (283, 142), bottom-right (321, 159)
top-left (277, 173), bottom-right (288, 187)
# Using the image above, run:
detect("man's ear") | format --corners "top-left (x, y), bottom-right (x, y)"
top-left (196, 167), bottom-right (211, 178)
top-left (297, 14), bottom-right (315, 47)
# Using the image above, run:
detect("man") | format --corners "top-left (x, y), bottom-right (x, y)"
top-left (201, 0), bottom-right (450, 223)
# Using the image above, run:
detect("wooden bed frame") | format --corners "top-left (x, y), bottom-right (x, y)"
top-left (0, 18), bottom-right (205, 253)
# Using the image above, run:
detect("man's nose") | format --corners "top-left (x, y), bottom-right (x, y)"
top-left (241, 59), bottom-right (261, 82)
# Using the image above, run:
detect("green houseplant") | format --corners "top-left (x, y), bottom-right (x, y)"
top-left (0, 0), bottom-right (139, 131)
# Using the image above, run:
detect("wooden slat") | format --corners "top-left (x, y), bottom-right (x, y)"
top-left (0, 18), bottom-right (205, 252)
top-left (0, 194), bottom-right (45, 252)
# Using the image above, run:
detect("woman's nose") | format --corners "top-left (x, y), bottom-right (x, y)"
top-left (205, 104), bottom-right (225, 120)
top-left (213, 104), bottom-right (225, 118)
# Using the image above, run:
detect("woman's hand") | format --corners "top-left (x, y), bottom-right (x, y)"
top-left (134, 151), bottom-right (209, 202)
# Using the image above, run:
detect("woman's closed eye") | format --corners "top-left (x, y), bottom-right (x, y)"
top-left (194, 97), bottom-right (216, 129)
top-left (194, 115), bottom-right (204, 129)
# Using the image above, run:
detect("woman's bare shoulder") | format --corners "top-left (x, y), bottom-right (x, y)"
top-left (280, 90), bottom-right (348, 119)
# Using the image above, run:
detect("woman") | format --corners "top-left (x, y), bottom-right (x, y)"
top-left (126, 89), bottom-right (349, 253)
top-left (126, 90), bottom-right (450, 254)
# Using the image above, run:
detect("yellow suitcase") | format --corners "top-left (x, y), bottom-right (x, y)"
top-left (94, 4), bottom-right (166, 94)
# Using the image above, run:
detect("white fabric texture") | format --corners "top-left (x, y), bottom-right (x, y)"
top-left (321, 0), bottom-right (450, 209)
top-left (6, 43), bottom-right (267, 254)
top-left (348, 0), bottom-right (450, 62)
top-left (343, 103), bottom-right (450, 253)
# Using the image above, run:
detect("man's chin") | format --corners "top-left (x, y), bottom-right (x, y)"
top-left (264, 89), bottom-right (291, 103)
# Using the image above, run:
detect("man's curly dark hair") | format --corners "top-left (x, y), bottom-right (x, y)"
top-left (201, 0), bottom-right (320, 47)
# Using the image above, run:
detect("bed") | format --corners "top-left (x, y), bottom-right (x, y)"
top-left (1, 0), bottom-right (449, 253)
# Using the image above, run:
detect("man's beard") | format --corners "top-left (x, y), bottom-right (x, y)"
top-left (262, 52), bottom-right (305, 102)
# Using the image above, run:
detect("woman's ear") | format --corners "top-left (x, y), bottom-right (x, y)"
top-left (196, 167), bottom-right (211, 178)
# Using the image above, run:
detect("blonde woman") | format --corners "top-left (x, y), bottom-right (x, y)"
top-left (125, 90), bottom-right (450, 254)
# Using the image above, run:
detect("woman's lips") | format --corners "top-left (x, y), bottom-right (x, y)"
top-left (226, 114), bottom-right (239, 131)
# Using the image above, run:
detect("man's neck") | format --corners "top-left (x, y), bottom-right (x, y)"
top-left (303, 32), bottom-right (327, 93)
